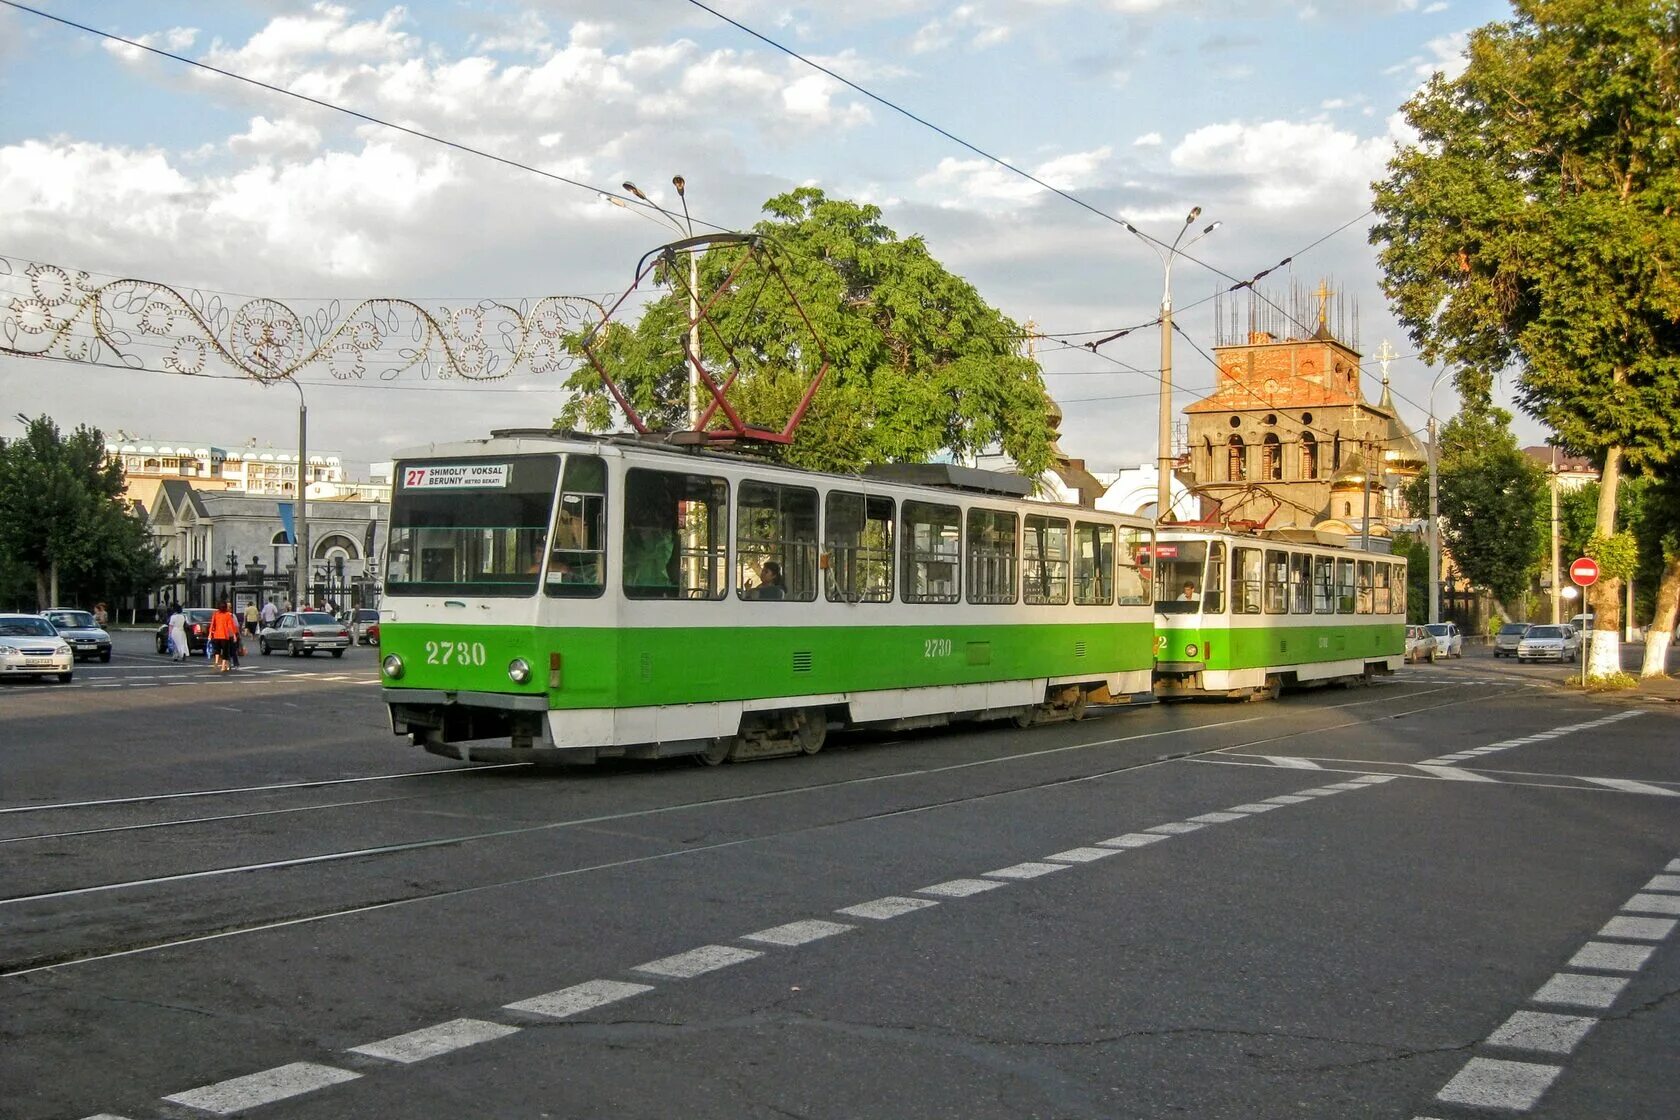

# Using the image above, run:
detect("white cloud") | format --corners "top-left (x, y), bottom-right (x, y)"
top-left (1169, 119), bottom-right (1392, 209)
top-left (916, 146), bottom-right (1113, 210)
top-left (227, 116), bottom-right (323, 158)
top-left (1133, 132), bottom-right (1163, 147)
top-left (101, 25), bottom-right (199, 61)
top-left (910, 5), bottom-right (1011, 54)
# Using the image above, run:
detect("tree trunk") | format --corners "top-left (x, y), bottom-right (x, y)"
top-left (34, 566), bottom-right (49, 612)
top-left (1642, 555), bottom-right (1680, 678)
top-left (1587, 446), bottom-right (1622, 679)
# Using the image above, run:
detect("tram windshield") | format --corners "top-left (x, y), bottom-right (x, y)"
top-left (385, 456), bottom-right (560, 597)
top-left (1154, 540), bottom-right (1211, 614)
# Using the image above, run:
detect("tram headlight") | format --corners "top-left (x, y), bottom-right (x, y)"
top-left (507, 657), bottom-right (533, 684)
top-left (382, 654), bottom-right (405, 679)
top-left (1184, 643), bottom-right (1200, 659)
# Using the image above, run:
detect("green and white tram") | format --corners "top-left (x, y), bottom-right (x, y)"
top-left (379, 431), bottom-right (1158, 764)
top-left (1150, 529), bottom-right (1406, 700)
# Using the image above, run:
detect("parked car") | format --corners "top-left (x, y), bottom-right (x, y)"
top-left (154, 608), bottom-right (215, 655)
top-left (1517, 624), bottom-right (1581, 662)
top-left (343, 608), bottom-right (380, 645)
top-left (42, 608), bottom-right (112, 662)
top-left (1405, 625), bottom-right (1439, 663)
top-left (1492, 622), bottom-right (1530, 658)
top-left (0, 613), bottom-right (74, 682)
top-left (1423, 621), bottom-right (1463, 658)
top-left (258, 611), bottom-right (352, 657)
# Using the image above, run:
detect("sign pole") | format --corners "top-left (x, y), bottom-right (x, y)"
top-left (1569, 555), bottom-right (1600, 681)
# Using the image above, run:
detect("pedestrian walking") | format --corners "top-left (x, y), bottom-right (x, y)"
top-left (209, 600), bottom-right (241, 673)
top-left (260, 598), bottom-right (279, 628)
top-left (93, 602), bottom-right (109, 627)
top-left (243, 601), bottom-right (260, 635)
top-left (168, 605), bottom-right (188, 662)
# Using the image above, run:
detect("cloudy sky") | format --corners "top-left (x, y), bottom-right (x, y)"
top-left (0, 0), bottom-right (1527, 478)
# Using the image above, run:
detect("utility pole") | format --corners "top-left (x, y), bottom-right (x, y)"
top-left (1550, 445), bottom-right (1561, 624)
top-left (1427, 414), bottom-right (1440, 624)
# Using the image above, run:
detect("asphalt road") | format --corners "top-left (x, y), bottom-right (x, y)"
top-left (2, 632), bottom-right (1676, 1120)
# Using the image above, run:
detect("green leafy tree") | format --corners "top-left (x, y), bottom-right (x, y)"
top-left (0, 415), bottom-right (166, 610)
top-left (1390, 531), bottom-right (1430, 623)
top-left (1370, 0), bottom-right (1680, 675)
top-left (1405, 399), bottom-right (1546, 609)
top-left (559, 188), bottom-right (1054, 476)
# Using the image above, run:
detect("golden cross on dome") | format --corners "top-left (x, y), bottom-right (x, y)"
top-left (1314, 279), bottom-right (1332, 328)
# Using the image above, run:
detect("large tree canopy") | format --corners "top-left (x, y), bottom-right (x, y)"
top-left (558, 188), bottom-right (1055, 476)
top-left (1405, 398), bottom-right (1545, 608)
top-left (0, 415), bottom-right (164, 610)
top-left (1371, 0), bottom-right (1680, 466)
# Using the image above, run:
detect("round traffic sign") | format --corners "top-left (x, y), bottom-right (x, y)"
top-left (1569, 556), bottom-right (1599, 587)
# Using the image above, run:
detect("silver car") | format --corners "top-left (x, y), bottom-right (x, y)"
top-left (1424, 621), bottom-right (1464, 658)
top-left (0, 614), bottom-right (74, 682)
top-left (1517, 624), bottom-right (1581, 662)
top-left (42, 608), bottom-right (112, 663)
top-left (258, 611), bottom-right (352, 658)
top-left (1492, 622), bottom-right (1529, 657)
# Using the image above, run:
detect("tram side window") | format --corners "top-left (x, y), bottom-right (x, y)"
top-left (1116, 527), bottom-right (1150, 605)
top-left (1373, 562), bottom-right (1392, 615)
top-left (1390, 562), bottom-right (1407, 616)
top-left (1074, 522), bottom-right (1114, 605)
top-left (1356, 560), bottom-right (1374, 614)
top-left (736, 480), bottom-right (818, 602)
top-left (546, 455), bottom-right (606, 598)
top-left (1204, 542), bottom-right (1225, 613)
top-left (624, 468), bottom-right (728, 600)
top-left (966, 507), bottom-right (1019, 604)
top-left (1289, 553), bottom-right (1313, 614)
top-left (902, 501), bottom-right (961, 603)
top-left (824, 491), bottom-right (894, 603)
top-left (1336, 558), bottom-right (1356, 614)
top-left (1023, 515), bottom-right (1070, 605)
top-left (1314, 557), bottom-right (1335, 614)
top-left (1231, 546), bottom-right (1263, 614)
top-left (1263, 549), bottom-right (1289, 614)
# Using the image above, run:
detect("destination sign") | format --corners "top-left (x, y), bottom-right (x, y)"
top-left (402, 463), bottom-right (510, 489)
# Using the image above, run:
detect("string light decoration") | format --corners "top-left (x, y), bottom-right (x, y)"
top-left (0, 255), bottom-right (603, 383)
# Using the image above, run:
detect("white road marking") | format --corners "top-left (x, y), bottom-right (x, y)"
top-left (1187, 811), bottom-right (1247, 823)
top-left (1667, 859), bottom-right (1680, 873)
top-left (742, 920), bottom-right (853, 946)
top-left (1146, 822), bottom-right (1204, 834)
top-left (1097, 833), bottom-right (1169, 848)
top-left (1227, 803), bottom-right (1282, 813)
top-left (1411, 765), bottom-right (1499, 782)
top-left (1044, 846), bottom-right (1119, 862)
top-left (836, 896), bottom-right (939, 920)
top-left (632, 945), bottom-right (762, 978)
top-left (1261, 794), bottom-right (1314, 804)
top-left (504, 979), bottom-right (653, 1018)
top-left (1435, 1057), bottom-right (1561, 1110)
top-left (1566, 941), bottom-right (1654, 972)
top-left (916, 878), bottom-right (1006, 897)
top-left (1259, 756), bottom-right (1321, 769)
top-left (1322, 782), bottom-right (1372, 791)
top-left (983, 861), bottom-right (1070, 879)
top-left (1622, 892), bottom-right (1680, 915)
top-left (1297, 787), bottom-right (1345, 796)
top-left (348, 1018), bottom-right (519, 1063)
top-left (163, 1062), bottom-right (361, 1114)
top-left (76, 1114), bottom-right (138, 1119)
top-left (1530, 972), bottom-right (1628, 1010)
top-left (1597, 915), bottom-right (1676, 941)
top-left (1484, 1010), bottom-right (1598, 1056)
top-left (1583, 777), bottom-right (1680, 797)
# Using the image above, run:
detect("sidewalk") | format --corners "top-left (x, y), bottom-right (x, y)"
top-left (1634, 674), bottom-right (1680, 703)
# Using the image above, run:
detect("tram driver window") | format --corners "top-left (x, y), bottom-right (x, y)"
top-left (736, 480), bottom-right (818, 602)
top-left (825, 492), bottom-right (894, 603)
top-left (1231, 547), bottom-right (1263, 614)
top-left (902, 501), bottom-right (961, 603)
top-left (624, 468), bottom-right (729, 600)
top-left (546, 455), bottom-right (606, 598)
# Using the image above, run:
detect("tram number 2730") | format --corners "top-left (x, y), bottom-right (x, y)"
top-left (923, 638), bottom-right (953, 658)
top-left (425, 640), bottom-right (488, 666)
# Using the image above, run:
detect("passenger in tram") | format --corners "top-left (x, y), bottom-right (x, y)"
top-left (1179, 580), bottom-right (1198, 602)
top-left (746, 560), bottom-right (786, 600)
top-left (625, 523), bottom-right (676, 591)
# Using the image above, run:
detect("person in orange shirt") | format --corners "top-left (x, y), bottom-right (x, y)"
top-left (209, 600), bottom-right (242, 673)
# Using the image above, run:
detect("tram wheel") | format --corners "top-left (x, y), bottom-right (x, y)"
top-left (1248, 675), bottom-right (1282, 702)
top-left (795, 710), bottom-right (827, 755)
top-left (698, 737), bottom-right (734, 766)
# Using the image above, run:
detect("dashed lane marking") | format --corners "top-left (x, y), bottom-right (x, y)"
top-left (1188, 811), bottom-right (1247, 823)
top-left (835, 896), bottom-right (939, 920)
top-left (742, 919), bottom-right (853, 947)
top-left (1434, 1058), bottom-right (1562, 1111)
top-left (1598, 915), bottom-right (1676, 941)
top-left (1147, 821), bottom-right (1206, 834)
top-left (163, 1062), bottom-right (361, 1115)
top-left (1583, 777), bottom-right (1680, 797)
top-left (1484, 1010), bottom-right (1598, 1056)
top-left (1530, 972), bottom-right (1629, 1010)
top-left (1622, 892), bottom-right (1680, 915)
top-left (503, 980), bottom-right (653, 1019)
top-left (1411, 764), bottom-right (1500, 782)
top-left (1258, 755), bottom-right (1322, 769)
top-left (1044, 846), bottom-right (1120, 863)
top-left (1645, 874), bottom-right (1680, 892)
top-left (1418, 710), bottom-right (1644, 767)
top-left (631, 945), bottom-right (763, 979)
top-left (1566, 941), bottom-right (1655, 972)
top-left (916, 877), bottom-right (1007, 897)
top-left (983, 860), bottom-right (1070, 880)
top-left (348, 1018), bottom-right (520, 1064)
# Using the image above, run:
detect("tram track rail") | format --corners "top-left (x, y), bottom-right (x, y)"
top-left (1, 682), bottom-right (1498, 978)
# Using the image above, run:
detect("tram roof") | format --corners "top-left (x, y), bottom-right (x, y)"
top-left (393, 429), bottom-right (1135, 520)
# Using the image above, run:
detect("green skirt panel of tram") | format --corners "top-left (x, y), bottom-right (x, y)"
top-left (1158, 621), bottom-right (1405, 671)
top-left (379, 620), bottom-right (1156, 709)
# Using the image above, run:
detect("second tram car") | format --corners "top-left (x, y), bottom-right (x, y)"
top-left (378, 431), bottom-right (1158, 763)
top-left (1150, 529), bottom-right (1406, 699)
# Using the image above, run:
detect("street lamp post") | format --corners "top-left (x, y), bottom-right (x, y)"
top-left (1126, 208), bottom-right (1220, 522)
top-left (621, 178), bottom-right (701, 428)
top-left (1426, 368), bottom-right (1451, 625)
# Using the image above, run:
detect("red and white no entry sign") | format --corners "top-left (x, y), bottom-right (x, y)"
top-left (1569, 556), bottom-right (1600, 587)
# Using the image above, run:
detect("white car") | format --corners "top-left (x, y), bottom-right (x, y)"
top-left (1405, 625), bottom-right (1439, 663)
top-left (1424, 621), bottom-right (1464, 658)
top-left (1517, 624), bottom-right (1581, 662)
top-left (0, 613), bottom-right (75, 683)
